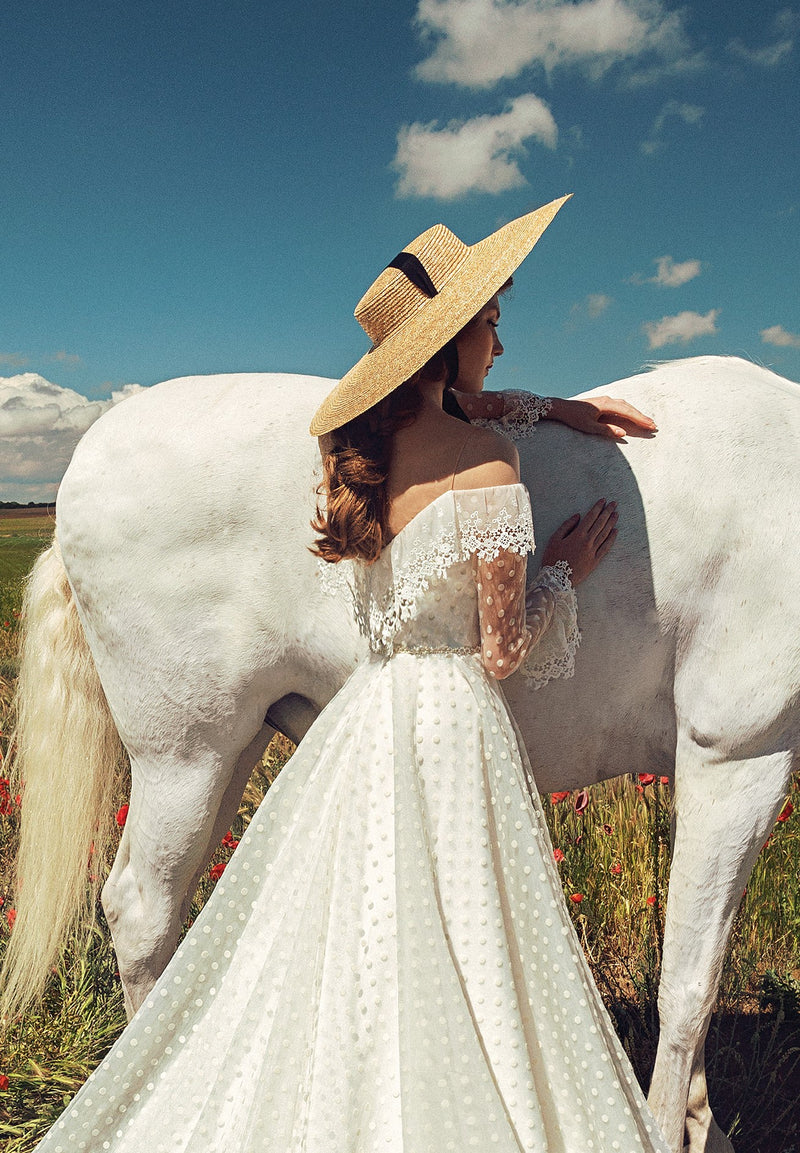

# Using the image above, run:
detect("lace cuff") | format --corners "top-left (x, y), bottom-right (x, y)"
top-left (472, 390), bottom-right (552, 440)
top-left (520, 561), bottom-right (581, 689)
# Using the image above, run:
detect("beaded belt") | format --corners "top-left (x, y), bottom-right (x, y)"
top-left (390, 643), bottom-right (481, 657)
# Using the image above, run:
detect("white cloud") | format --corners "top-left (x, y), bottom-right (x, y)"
top-left (413, 0), bottom-right (692, 89)
top-left (0, 353), bottom-right (29, 369)
top-left (50, 351), bottom-right (82, 368)
top-left (729, 10), bottom-right (796, 68)
top-left (729, 37), bottom-right (794, 67)
top-left (643, 308), bottom-right (719, 349)
top-left (641, 100), bottom-right (703, 154)
top-left (650, 255), bottom-right (702, 287)
top-left (0, 374), bottom-right (143, 503)
top-left (587, 293), bottom-right (612, 317)
top-left (760, 324), bottom-right (800, 349)
top-left (0, 349), bottom-right (82, 372)
top-left (621, 49), bottom-right (706, 88)
top-left (572, 293), bottom-right (613, 318)
top-left (393, 94), bottom-right (557, 200)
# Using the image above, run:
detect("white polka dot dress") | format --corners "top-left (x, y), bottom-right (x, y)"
top-left (36, 484), bottom-right (670, 1152)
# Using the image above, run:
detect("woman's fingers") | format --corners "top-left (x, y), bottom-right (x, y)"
top-left (593, 512), bottom-right (618, 550)
top-left (554, 512), bottom-right (581, 538)
top-left (579, 499), bottom-right (614, 536)
top-left (577, 500), bottom-right (618, 553)
top-left (591, 421), bottom-right (628, 440)
top-left (577, 499), bottom-right (606, 533)
top-left (595, 527), bottom-right (618, 559)
top-left (595, 397), bottom-right (658, 431)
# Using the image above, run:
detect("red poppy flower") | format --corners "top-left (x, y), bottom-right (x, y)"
top-left (602, 823), bottom-right (614, 836)
top-left (573, 789), bottom-right (589, 814)
top-left (116, 804), bottom-right (129, 828)
top-left (659, 776), bottom-right (670, 785)
top-left (550, 791), bottom-right (570, 804)
top-left (553, 848), bottom-right (565, 863)
top-left (646, 896), bottom-right (657, 907)
top-left (209, 862), bottom-right (226, 882)
top-left (610, 862), bottom-right (622, 875)
top-left (0, 1074), bottom-right (9, 1091)
top-left (638, 774), bottom-right (656, 787)
top-left (570, 893), bottom-right (583, 904)
top-left (777, 801), bottom-right (794, 823)
top-left (6, 909), bottom-right (16, 930)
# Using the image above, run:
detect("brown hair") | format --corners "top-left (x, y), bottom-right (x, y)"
top-left (312, 280), bottom-right (511, 564)
top-left (311, 347), bottom-right (458, 564)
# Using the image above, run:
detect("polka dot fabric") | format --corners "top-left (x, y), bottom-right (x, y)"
top-left (36, 483), bottom-right (669, 1153)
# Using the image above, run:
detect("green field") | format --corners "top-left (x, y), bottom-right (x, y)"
top-left (0, 512), bottom-right (54, 678)
top-left (0, 527), bottom-right (798, 1151)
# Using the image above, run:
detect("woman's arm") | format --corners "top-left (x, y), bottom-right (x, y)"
top-left (545, 395), bottom-right (657, 440)
top-left (450, 389), bottom-right (657, 441)
top-left (474, 500), bottom-right (618, 683)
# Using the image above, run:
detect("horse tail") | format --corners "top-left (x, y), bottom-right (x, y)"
top-left (0, 537), bottom-right (126, 1024)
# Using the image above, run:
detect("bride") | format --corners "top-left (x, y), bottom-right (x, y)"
top-left (34, 195), bottom-right (671, 1152)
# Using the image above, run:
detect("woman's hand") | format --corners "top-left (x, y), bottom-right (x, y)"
top-left (541, 500), bottom-right (618, 585)
top-left (548, 396), bottom-right (657, 440)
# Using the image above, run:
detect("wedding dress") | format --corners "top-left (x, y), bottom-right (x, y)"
top-left (37, 482), bottom-right (669, 1153)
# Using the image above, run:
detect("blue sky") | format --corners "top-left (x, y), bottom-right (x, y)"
top-left (1, 0), bottom-right (798, 499)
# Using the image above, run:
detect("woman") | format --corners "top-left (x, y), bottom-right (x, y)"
top-left (34, 196), bottom-right (669, 1152)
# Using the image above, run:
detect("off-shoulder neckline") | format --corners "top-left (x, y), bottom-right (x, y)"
top-left (383, 482), bottom-right (528, 551)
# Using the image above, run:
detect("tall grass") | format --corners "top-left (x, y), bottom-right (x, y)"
top-left (0, 519), bottom-right (798, 1150)
top-left (0, 513), bottom-right (53, 680)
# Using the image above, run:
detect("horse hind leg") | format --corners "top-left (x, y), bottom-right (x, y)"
top-left (177, 721), bottom-right (277, 923)
top-left (173, 696), bottom-right (321, 926)
top-left (103, 723), bottom-right (275, 1019)
top-left (648, 736), bottom-right (793, 1153)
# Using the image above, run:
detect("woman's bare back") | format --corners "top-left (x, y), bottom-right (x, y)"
top-left (385, 403), bottom-right (520, 542)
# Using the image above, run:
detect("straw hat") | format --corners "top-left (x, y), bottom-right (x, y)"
top-left (309, 193), bottom-right (571, 436)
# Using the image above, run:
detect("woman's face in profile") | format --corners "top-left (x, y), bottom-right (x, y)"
top-left (453, 294), bottom-right (504, 394)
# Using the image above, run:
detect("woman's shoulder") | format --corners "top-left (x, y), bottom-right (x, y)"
top-left (453, 423), bottom-right (520, 491)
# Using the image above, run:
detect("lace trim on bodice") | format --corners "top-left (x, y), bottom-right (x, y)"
top-left (459, 504), bottom-right (536, 559)
top-left (365, 495), bottom-right (534, 652)
top-left (354, 525), bottom-right (460, 651)
top-left (318, 483), bottom-right (580, 688)
top-left (319, 486), bottom-right (534, 654)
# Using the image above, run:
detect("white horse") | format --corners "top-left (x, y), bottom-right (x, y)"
top-left (2, 354), bottom-right (798, 1153)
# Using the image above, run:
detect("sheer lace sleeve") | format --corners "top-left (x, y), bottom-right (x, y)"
top-left (473, 549), bottom-right (533, 679)
top-left (458, 389), bottom-right (552, 440)
top-left (474, 555), bottom-right (579, 681)
top-left (520, 561), bottom-right (581, 689)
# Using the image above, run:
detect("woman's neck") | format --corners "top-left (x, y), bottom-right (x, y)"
top-left (415, 378), bottom-right (446, 411)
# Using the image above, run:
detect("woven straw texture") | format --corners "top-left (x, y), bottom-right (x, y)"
top-left (309, 194), bottom-right (571, 436)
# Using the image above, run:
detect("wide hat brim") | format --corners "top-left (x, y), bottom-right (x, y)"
top-left (310, 194), bottom-right (571, 436)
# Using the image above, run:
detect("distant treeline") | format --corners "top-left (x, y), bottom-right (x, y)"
top-left (0, 502), bottom-right (54, 509)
